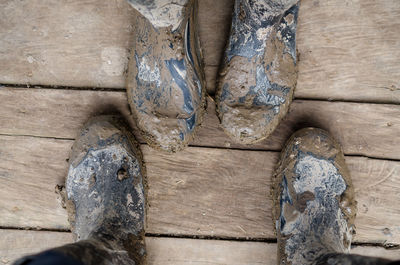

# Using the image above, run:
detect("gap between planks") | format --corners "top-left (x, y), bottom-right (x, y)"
top-left (2, 83), bottom-right (400, 106)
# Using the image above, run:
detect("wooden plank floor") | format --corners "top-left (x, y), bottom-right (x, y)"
top-left (1, 0), bottom-right (400, 264)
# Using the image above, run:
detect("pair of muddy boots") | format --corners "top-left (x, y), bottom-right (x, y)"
top-left (126, 0), bottom-right (299, 152)
top-left (15, 116), bottom-right (396, 265)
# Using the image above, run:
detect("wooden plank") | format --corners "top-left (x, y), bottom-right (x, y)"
top-left (0, 230), bottom-right (73, 265)
top-left (351, 245), bottom-right (400, 261)
top-left (1, 87), bottom-right (399, 160)
top-left (203, 0), bottom-right (400, 103)
top-left (146, 237), bottom-right (275, 265)
top-left (199, 0), bottom-right (400, 102)
top-left (198, 0), bottom-right (233, 95)
top-left (295, 0), bottom-right (400, 103)
top-left (146, 146), bottom-right (400, 244)
top-left (1, 136), bottom-right (399, 244)
top-left (0, 0), bottom-right (135, 89)
top-left (0, 136), bottom-right (70, 230)
top-left (1, 0), bottom-right (399, 102)
top-left (0, 87), bottom-right (133, 140)
top-left (196, 98), bottom-right (400, 161)
top-left (0, 230), bottom-right (399, 265)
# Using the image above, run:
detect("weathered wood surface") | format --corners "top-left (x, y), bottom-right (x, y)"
top-left (0, 0), bottom-right (135, 89)
top-left (1, 230), bottom-right (399, 265)
top-left (0, 230), bottom-right (73, 265)
top-left (1, 87), bottom-right (399, 160)
top-left (204, 0), bottom-right (400, 103)
top-left (1, 0), bottom-right (399, 259)
top-left (1, 135), bottom-right (399, 244)
top-left (1, 0), bottom-right (399, 102)
top-left (295, 0), bottom-right (400, 103)
top-left (146, 146), bottom-right (400, 244)
top-left (0, 136), bottom-right (71, 230)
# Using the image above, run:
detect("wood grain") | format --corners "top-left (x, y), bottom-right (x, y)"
top-left (1, 0), bottom-right (399, 256)
top-left (0, 136), bottom-right (71, 230)
top-left (1, 0), bottom-right (399, 102)
top-left (1, 87), bottom-right (399, 160)
top-left (203, 0), bottom-right (400, 102)
top-left (0, 0), bottom-right (135, 89)
top-left (0, 230), bottom-right (399, 265)
top-left (1, 136), bottom-right (399, 244)
top-left (295, 0), bottom-right (400, 103)
top-left (146, 146), bottom-right (400, 244)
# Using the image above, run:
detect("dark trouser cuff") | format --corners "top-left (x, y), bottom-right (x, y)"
top-left (14, 250), bottom-right (85, 265)
top-left (315, 253), bottom-right (396, 265)
top-left (14, 239), bottom-right (140, 265)
top-left (14, 240), bottom-right (113, 265)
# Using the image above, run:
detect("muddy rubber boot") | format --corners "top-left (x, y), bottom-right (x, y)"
top-left (272, 127), bottom-right (354, 264)
top-left (126, 0), bottom-right (206, 152)
top-left (271, 128), bottom-right (396, 265)
top-left (63, 115), bottom-right (146, 265)
top-left (216, 0), bottom-right (299, 144)
top-left (13, 116), bottom-right (146, 265)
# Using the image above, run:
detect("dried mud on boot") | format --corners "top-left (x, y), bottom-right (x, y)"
top-left (216, 0), bottom-right (300, 144)
top-left (126, 0), bottom-right (206, 152)
top-left (271, 128), bottom-right (357, 265)
top-left (65, 115), bottom-right (147, 265)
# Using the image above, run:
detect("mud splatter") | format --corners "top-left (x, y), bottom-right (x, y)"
top-left (127, 0), bottom-right (188, 30)
top-left (135, 54), bottom-right (161, 87)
